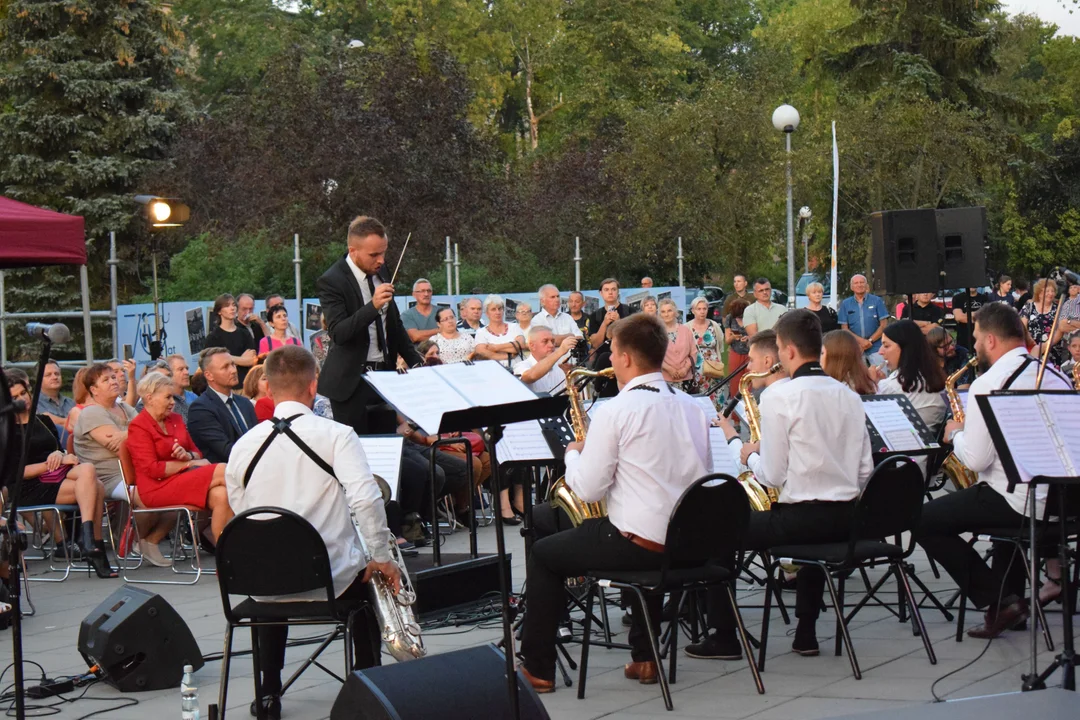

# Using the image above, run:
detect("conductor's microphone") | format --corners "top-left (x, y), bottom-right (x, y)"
top-left (26, 322), bottom-right (71, 344)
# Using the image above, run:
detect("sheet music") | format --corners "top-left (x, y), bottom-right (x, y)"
top-left (496, 420), bottom-right (555, 463)
top-left (957, 390), bottom-right (968, 414)
top-left (1041, 394), bottom-right (1080, 474)
top-left (863, 398), bottom-right (926, 452)
top-left (585, 396), bottom-right (614, 422)
top-left (432, 361), bottom-right (537, 406)
top-left (357, 436), bottom-right (404, 501)
top-left (709, 427), bottom-right (738, 476)
top-left (364, 368), bottom-right (471, 435)
top-left (984, 395), bottom-right (1068, 481)
top-left (694, 396), bottom-right (719, 420)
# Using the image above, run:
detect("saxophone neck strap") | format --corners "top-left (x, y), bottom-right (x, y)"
top-left (242, 414), bottom-right (336, 488)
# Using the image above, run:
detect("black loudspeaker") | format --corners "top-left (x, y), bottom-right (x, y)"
top-left (78, 584), bottom-right (204, 692)
top-left (937, 206), bottom-right (988, 289)
top-left (870, 209), bottom-right (940, 294)
top-left (330, 644), bottom-right (550, 720)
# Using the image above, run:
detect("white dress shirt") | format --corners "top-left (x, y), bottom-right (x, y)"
top-left (877, 372), bottom-right (948, 433)
top-left (752, 366), bottom-right (873, 503)
top-left (564, 372), bottom-right (711, 544)
top-left (952, 346), bottom-right (1072, 517)
top-left (225, 400), bottom-right (393, 600)
top-left (728, 377), bottom-right (789, 474)
top-left (514, 354), bottom-right (567, 395)
top-left (532, 310), bottom-right (583, 339)
top-left (345, 255), bottom-right (386, 363)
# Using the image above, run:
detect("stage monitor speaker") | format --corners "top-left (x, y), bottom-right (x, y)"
top-left (936, 206), bottom-right (987, 289)
top-left (870, 209), bottom-right (940, 295)
top-left (330, 644), bottom-right (550, 720)
top-left (78, 584), bottom-right (204, 692)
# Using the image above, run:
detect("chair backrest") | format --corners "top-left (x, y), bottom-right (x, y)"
top-left (663, 474), bottom-right (751, 574)
top-left (848, 456), bottom-right (924, 557)
top-left (215, 507), bottom-right (337, 619)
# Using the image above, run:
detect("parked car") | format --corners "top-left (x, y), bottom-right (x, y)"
top-left (794, 272), bottom-right (831, 309)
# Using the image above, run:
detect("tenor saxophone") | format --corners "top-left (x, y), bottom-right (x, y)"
top-left (736, 363), bottom-right (782, 511)
top-left (547, 367), bottom-right (615, 526)
top-left (941, 355), bottom-right (979, 491)
top-left (354, 524), bottom-right (426, 662)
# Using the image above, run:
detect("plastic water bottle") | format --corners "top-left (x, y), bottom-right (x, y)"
top-left (181, 665), bottom-right (200, 720)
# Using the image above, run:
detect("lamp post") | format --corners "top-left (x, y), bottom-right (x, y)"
top-left (772, 104), bottom-right (800, 308)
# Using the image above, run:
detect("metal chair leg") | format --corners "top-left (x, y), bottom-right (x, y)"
top-left (251, 627), bottom-right (265, 720)
top-left (834, 571), bottom-right (845, 658)
top-left (218, 624), bottom-right (234, 720)
top-left (896, 562), bottom-right (936, 665)
top-left (822, 567), bottom-right (861, 680)
top-left (757, 561), bottom-right (775, 673)
top-left (576, 582), bottom-right (596, 700)
top-left (631, 586), bottom-right (672, 711)
top-left (727, 584), bottom-right (765, 695)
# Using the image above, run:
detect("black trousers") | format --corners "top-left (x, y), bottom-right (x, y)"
top-left (400, 443), bottom-right (445, 521)
top-left (520, 511), bottom-right (665, 681)
top-left (330, 380), bottom-right (397, 437)
top-left (917, 483), bottom-right (1027, 609)
top-left (709, 501), bottom-right (856, 635)
top-left (256, 576), bottom-right (381, 691)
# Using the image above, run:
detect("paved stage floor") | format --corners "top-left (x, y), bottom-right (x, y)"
top-left (6, 519), bottom-right (1074, 719)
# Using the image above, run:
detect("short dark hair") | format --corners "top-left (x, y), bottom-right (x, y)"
top-left (733, 273), bottom-right (747, 282)
top-left (747, 329), bottom-right (778, 358)
top-left (610, 313), bottom-right (666, 370)
top-left (347, 215), bottom-right (386, 243)
top-left (264, 345), bottom-right (317, 398)
top-left (267, 304), bottom-right (288, 323)
top-left (882, 320), bottom-right (946, 393)
top-left (599, 278), bottom-right (620, 291)
top-left (753, 277), bottom-right (770, 288)
top-left (774, 309), bottom-right (822, 358)
top-left (84, 363), bottom-right (114, 392)
top-left (34, 359), bottom-right (60, 377)
top-left (4, 368), bottom-right (30, 393)
top-left (973, 302), bottom-right (1025, 342)
top-left (199, 346), bottom-right (230, 372)
top-left (212, 293), bottom-right (235, 316)
top-left (436, 307), bottom-right (456, 323)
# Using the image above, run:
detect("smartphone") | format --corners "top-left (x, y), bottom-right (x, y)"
top-left (123, 344), bottom-right (134, 361)
top-left (259, 310), bottom-right (269, 322)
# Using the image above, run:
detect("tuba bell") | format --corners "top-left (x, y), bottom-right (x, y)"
top-left (941, 355), bottom-right (979, 491)
top-left (735, 362), bottom-right (782, 511)
top-left (547, 367), bottom-right (615, 526)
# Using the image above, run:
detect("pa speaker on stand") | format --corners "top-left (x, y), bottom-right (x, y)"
top-left (869, 209), bottom-right (940, 295)
top-left (936, 206), bottom-right (988, 289)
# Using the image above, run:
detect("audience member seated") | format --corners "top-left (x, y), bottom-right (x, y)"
top-left (821, 330), bottom-right (876, 395)
top-left (167, 354), bottom-right (199, 419)
top-left (6, 369), bottom-right (116, 578)
top-left (73, 363), bottom-right (138, 502)
top-left (416, 341), bottom-right (440, 364)
top-left (474, 295), bottom-right (526, 369)
top-left (62, 366), bottom-right (90, 442)
top-left (127, 372), bottom-right (234, 554)
top-left (244, 364), bottom-right (274, 422)
top-left (873, 320), bottom-right (948, 432)
top-left (641, 296), bottom-right (658, 316)
top-left (257, 304), bottom-right (302, 355)
top-left (204, 293), bottom-right (257, 388)
top-left (107, 358), bottom-right (138, 407)
top-left (35, 360), bottom-right (75, 440)
top-left (927, 326), bottom-right (972, 384)
top-left (515, 302), bottom-right (535, 349)
top-left (187, 348), bottom-right (257, 464)
top-left (432, 308), bottom-right (475, 363)
top-left (515, 326), bottom-right (574, 395)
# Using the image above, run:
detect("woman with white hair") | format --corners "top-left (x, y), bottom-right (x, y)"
top-left (685, 295), bottom-right (724, 401)
top-left (474, 294), bottom-right (527, 369)
top-left (659, 298), bottom-right (698, 391)
top-left (805, 281), bottom-right (839, 333)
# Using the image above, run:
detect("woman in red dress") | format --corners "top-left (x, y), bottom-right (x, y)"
top-left (127, 373), bottom-right (234, 556)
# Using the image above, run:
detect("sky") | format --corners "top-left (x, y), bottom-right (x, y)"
top-left (1002, 0), bottom-right (1079, 36)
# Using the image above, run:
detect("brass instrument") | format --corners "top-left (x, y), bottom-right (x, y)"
top-left (1074, 362), bottom-right (1079, 390)
top-left (354, 521), bottom-right (426, 662)
top-left (941, 356), bottom-right (979, 491)
top-left (736, 363), bottom-right (782, 511)
top-left (547, 367), bottom-right (616, 526)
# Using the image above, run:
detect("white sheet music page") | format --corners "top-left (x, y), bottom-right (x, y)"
top-left (356, 436), bottom-right (404, 501)
top-left (496, 420), bottom-right (554, 463)
top-left (709, 427), bottom-right (738, 476)
top-left (694, 396), bottom-right (719, 421)
top-left (863, 398), bottom-right (926, 451)
top-left (1041, 393), bottom-right (1080, 475)
top-left (984, 395), bottom-right (1068, 482)
top-left (585, 396), bottom-right (613, 422)
top-left (431, 361), bottom-right (537, 407)
top-left (363, 367), bottom-right (471, 435)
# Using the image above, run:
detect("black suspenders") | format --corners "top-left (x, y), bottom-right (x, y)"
top-left (242, 414), bottom-right (338, 487)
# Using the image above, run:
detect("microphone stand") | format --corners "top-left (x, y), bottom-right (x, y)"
top-left (5, 335), bottom-right (55, 720)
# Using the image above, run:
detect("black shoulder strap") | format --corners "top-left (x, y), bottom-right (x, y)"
top-left (1002, 356), bottom-right (1036, 390)
top-left (242, 414), bottom-right (337, 488)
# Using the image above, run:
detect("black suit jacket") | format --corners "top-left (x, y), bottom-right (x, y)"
top-left (316, 256), bottom-right (422, 401)
top-left (187, 390), bottom-right (257, 464)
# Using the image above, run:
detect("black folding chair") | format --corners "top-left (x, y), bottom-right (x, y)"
top-left (215, 507), bottom-right (371, 720)
top-left (577, 474), bottom-right (762, 712)
top-left (758, 457), bottom-right (936, 680)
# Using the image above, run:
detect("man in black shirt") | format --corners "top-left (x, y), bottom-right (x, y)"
top-left (951, 288), bottom-right (985, 351)
top-left (588, 278), bottom-right (633, 395)
top-left (901, 293), bottom-right (945, 335)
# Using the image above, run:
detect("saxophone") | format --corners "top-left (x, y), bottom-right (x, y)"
top-left (736, 363), bottom-right (782, 511)
top-left (941, 355), bottom-right (979, 491)
top-left (547, 367), bottom-right (616, 526)
top-left (354, 524), bottom-right (426, 662)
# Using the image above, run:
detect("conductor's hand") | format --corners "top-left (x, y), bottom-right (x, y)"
top-left (363, 560), bottom-right (401, 595)
top-left (740, 441), bottom-right (760, 466)
top-left (372, 283), bottom-right (395, 311)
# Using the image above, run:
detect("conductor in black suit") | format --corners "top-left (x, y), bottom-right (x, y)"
top-left (317, 215), bottom-right (422, 435)
top-left (187, 347), bottom-right (258, 464)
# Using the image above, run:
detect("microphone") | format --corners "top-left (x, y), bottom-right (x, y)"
top-left (26, 322), bottom-right (71, 344)
top-left (1056, 267), bottom-right (1080, 285)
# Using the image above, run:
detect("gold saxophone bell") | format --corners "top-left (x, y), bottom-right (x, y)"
top-left (547, 367), bottom-right (615, 526)
top-left (941, 356), bottom-right (979, 491)
top-left (735, 363), bottom-right (782, 511)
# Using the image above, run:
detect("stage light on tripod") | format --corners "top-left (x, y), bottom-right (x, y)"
top-left (134, 195), bottom-right (190, 229)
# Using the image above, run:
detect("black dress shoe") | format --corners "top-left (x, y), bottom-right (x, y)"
top-left (500, 514), bottom-right (523, 526)
top-left (250, 694), bottom-right (282, 719)
top-left (685, 633), bottom-right (742, 660)
top-left (792, 623), bottom-right (819, 656)
top-left (967, 600), bottom-right (1029, 639)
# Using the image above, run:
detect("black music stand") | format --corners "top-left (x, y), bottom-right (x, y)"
top-left (977, 391), bottom-right (1078, 692)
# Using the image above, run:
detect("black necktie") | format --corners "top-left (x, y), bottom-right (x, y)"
top-left (226, 396), bottom-right (247, 434)
top-left (366, 274), bottom-right (387, 354)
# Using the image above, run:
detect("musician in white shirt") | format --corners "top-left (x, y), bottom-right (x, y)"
top-left (918, 302), bottom-right (1072, 639)
top-left (688, 310), bottom-right (872, 661)
top-left (715, 330), bottom-right (788, 473)
top-left (225, 345), bottom-right (400, 716)
top-left (519, 314), bottom-right (711, 693)
top-left (514, 326), bottom-right (577, 395)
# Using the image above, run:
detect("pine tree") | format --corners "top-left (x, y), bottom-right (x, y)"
top-left (0, 0), bottom-right (192, 358)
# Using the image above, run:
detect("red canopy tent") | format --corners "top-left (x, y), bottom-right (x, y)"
top-left (0, 197), bottom-right (97, 362)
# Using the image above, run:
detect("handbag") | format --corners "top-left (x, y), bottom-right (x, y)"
top-left (39, 466), bottom-right (69, 484)
top-left (701, 321), bottom-right (726, 379)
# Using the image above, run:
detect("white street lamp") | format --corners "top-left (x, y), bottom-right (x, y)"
top-left (773, 104), bottom-right (800, 308)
